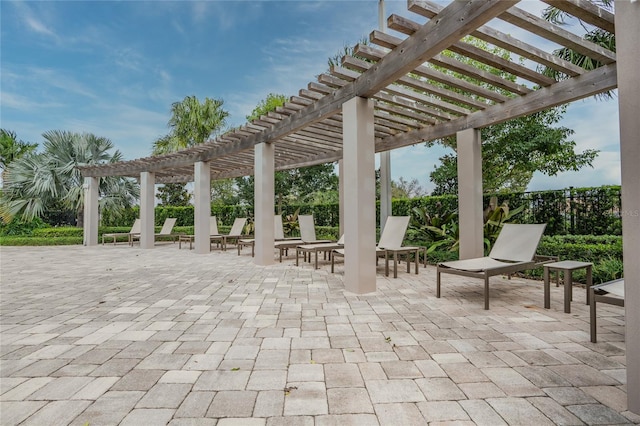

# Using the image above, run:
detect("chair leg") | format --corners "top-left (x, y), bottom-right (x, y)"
top-left (484, 275), bottom-right (490, 310)
top-left (590, 287), bottom-right (597, 343)
top-left (314, 251), bottom-right (318, 269)
top-left (436, 268), bottom-right (441, 298)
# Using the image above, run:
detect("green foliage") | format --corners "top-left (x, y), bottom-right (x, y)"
top-left (430, 108), bottom-right (598, 194)
top-left (32, 227), bottom-right (83, 237)
top-left (0, 129), bottom-right (37, 175)
top-left (246, 93), bottom-right (288, 122)
top-left (1, 131), bottom-right (139, 224)
top-left (0, 236), bottom-right (82, 246)
top-left (483, 196), bottom-right (525, 249)
top-left (211, 179), bottom-right (239, 205)
top-left (157, 183), bottom-right (191, 206)
top-left (427, 37), bottom-right (598, 194)
top-left (541, 1), bottom-right (615, 99)
top-left (0, 217), bottom-right (48, 236)
top-left (409, 203), bottom-right (459, 254)
top-left (153, 95), bottom-right (229, 154)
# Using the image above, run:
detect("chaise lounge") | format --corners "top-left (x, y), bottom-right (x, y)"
top-left (436, 223), bottom-right (547, 310)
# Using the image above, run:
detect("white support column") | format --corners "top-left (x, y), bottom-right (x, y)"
top-left (339, 160), bottom-right (345, 236)
top-left (194, 161), bottom-right (211, 254)
top-left (616, 0), bottom-right (640, 414)
top-left (457, 128), bottom-right (484, 259)
top-left (83, 176), bottom-right (99, 246)
top-left (255, 142), bottom-right (275, 266)
top-left (140, 171), bottom-right (156, 249)
top-left (380, 151), bottom-right (392, 231)
top-left (343, 97), bottom-right (376, 294)
top-left (378, 0), bottom-right (392, 232)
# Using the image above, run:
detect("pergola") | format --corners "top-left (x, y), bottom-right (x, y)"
top-left (79, 0), bottom-right (639, 412)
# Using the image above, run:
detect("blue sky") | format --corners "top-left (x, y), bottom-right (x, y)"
top-left (1, 0), bottom-right (621, 193)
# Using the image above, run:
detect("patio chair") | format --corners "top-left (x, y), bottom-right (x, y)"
top-left (331, 216), bottom-right (417, 278)
top-left (102, 218), bottom-right (140, 246)
top-left (131, 217), bottom-right (180, 245)
top-left (237, 215), bottom-right (298, 256)
top-left (296, 234), bottom-right (345, 269)
top-left (589, 278), bottom-right (625, 343)
top-left (274, 214), bottom-right (331, 262)
top-left (210, 217), bottom-right (247, 251)
top-left (178, 216), bottom-right (222, 250)
top-left (436, 223), bottom-right (547, 310)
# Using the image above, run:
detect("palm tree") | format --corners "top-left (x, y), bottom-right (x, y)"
top-left (540, 0), bottom-right (615, 99)
top-left (0, 131), bottom-right (139, 226)
top-left (152, 95), bottom-right (229, 154)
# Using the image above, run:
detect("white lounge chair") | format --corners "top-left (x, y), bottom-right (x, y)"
top-left (210, 217), bottom-right (247, 251)
top-left (589, 278), bottom-right (625, 343)
top-left (296, 234), bottom-right (345, 269)
top-left (237, 215), bottom-right (297, 256)
top-left (331, 216), bottom-right (418, 278)
top-left (179, 216), bottom-right (222, 249)
top-left (131, 217), bottom-right (179, 245)
top-left (102, 218), bottom-right (140, 246)
top-left (274, 214), bottom-right (331, 262)
top-left (436, 223), bottom-right (547, 310)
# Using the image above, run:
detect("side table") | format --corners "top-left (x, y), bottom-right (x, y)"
top-left (543, 260), bottom-right (593, 313)
top-left (178, 235), bottom-right (194, 250)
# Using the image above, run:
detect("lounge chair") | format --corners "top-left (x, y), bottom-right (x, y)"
top-left (237, 215), bottom-right (297, 256)
top-left (131, 218), bottom-right (179, 245)
top-left (436, 223), bottom-right (547, 310)
top-left (274, 214), bottom-right (331, 262)
top-left (376, 216), bottom-right (426, 278)
top-left (210, 217), bottom-right (247, 251)
top-left (331, 216), bottom-right (419, 277)
top-left (589, 278), bottom-right (625, 343)
top-left (178, 216), bottom-right (221, 250)
top-left (102, 218), bottom-right (140, 246)
top-left (296, 235), bottom-right (345, 269)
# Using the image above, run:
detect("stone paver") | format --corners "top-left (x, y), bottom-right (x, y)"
top-left (0, 245), bottom-right (633, 425)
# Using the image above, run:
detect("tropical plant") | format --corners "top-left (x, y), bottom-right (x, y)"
top-left (483, 196), bottom-right (525, 249)
top-left (410, 203), bottom-right (459, 254)
top-left (0, 131), bottom-right (139, 226)
top-left (0, 129), bottom-right (37, 181)
top-left (152, 95), bottom-right (229, 155)
top-left (282, 208), bottom-right (300, 237)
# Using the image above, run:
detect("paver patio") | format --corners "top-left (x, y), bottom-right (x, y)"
top-left (0, 245), bottom-right (636, 425)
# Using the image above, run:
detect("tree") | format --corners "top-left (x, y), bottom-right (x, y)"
top-left (153, 95), bottom-right (229, 155)
top-left (1, 131), bottom-right (139, 225)
top-left (157, 183), bottom-right (190, 206)
top-left (427, 38), bottom-right (597, 194)
top-left (239, 93), bottom-right (339, 208)
top-left (211, 179), bottom-right (239, 206)
top-left (152, 95), bottom-right (231, 205)
top-left (541, 0), bottom-right (615, 100)
top-left (391, 177), bottom-right (427, 199)
top-left (430, 108), bottom-right (597, 195)
top-left (246, 93), bottom-right (288, 122)
top-left (0, 130), bottom-right (37, 182)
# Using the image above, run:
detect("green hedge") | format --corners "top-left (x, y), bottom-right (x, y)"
top-left (0, 236), bottom-right (83, 246)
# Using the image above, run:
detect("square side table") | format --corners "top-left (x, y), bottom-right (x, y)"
top-left (543, 260), bottom-right (593, 313)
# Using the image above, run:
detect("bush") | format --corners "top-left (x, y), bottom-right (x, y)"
top-left (0, 217), bottom-right (48, 236)
top-left (33, 227), bottom-right (83, 238)
top-left (0, 236), bottom-right (82, 246)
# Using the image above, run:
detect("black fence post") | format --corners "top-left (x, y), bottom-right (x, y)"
top-left (569, 186), bottom-right (575, 235)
